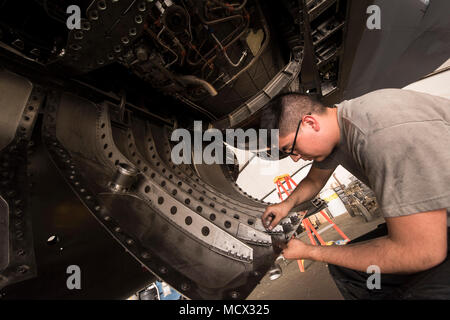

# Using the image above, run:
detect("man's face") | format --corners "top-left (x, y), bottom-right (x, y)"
top-left (278, 116), bottom-right (332, 163)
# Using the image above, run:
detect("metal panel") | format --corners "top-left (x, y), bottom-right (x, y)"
top-left (32, 90), bottom-right (278, 299)
top-left (0, 70), bottom-right (33, 150)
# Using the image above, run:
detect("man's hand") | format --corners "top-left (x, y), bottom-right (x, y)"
top-left (262, 201), bottom-right (292, 230)
top-left (279, 209), bottom-right (448, 274)
top-left (281, 238), bottom-right (313, 260)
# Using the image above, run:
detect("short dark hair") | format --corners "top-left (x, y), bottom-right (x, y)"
top-left (260, 92), bottom-right (327, 137)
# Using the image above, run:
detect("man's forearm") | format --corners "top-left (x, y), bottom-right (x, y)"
top-left (284, 177), bottom-right (321, 208)
top-left (307, 237), bottom-right (438, 274)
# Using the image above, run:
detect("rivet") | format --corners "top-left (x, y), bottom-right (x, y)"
top-left (89, 10), bottom-right (99, 20)
top-left (135, 15), bottom-right (143, 24)
top-left (82, 21), bottom-right (91, 31)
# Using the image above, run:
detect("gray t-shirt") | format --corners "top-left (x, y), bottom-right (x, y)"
top-left (313, 88), bottom-right (450, 224)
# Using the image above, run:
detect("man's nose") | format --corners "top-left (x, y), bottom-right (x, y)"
top-left (290, 154), bottom-right (301, 162)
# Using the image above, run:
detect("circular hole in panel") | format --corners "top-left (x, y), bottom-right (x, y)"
top-left (201, 227), bottom-right (210, 237)
top-left (46, 235), bottom-right (60, 245)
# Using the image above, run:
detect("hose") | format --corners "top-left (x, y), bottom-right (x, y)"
top-left (176, 75), bottom-right (218, 96)
top-left (217, 2), bottom-right (270, 90)
top-left (209, 0), bottom-right (248, 11)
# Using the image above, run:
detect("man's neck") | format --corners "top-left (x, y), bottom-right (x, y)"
top-left (327, 107), bottom-right (341, 147)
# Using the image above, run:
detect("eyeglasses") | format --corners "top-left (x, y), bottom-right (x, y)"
top-left (279, 113), bottom-right (310, 157)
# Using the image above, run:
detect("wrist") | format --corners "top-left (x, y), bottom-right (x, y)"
top-left (284, 196), bottom-right (296, 209)
top-left (308, 245), bottom-right (322, 261)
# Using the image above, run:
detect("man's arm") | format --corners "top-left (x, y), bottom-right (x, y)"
top-left (284, 165), bottom-right (335, 209)
top-left (282, 208), bottom-right (448, 273)
top-left (262, 165), bottom-right (335, 230)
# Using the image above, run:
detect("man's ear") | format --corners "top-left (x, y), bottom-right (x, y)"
top-left (303, 115), bottom-right (320, 131)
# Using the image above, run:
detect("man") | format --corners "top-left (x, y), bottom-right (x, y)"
top-left (260, 89), bottom-right (450, 299)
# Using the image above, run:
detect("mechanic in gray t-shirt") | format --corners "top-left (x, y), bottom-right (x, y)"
top-left (260, 89), bottom-right (450, 299)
